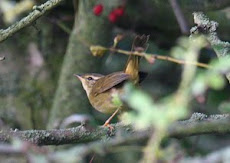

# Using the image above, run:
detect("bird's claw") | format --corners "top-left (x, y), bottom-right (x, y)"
top-left (103, 122), bottom-right (114, 132)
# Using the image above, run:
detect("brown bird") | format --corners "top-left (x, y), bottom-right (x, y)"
top-left (75, 35), bottom-right (149, 127)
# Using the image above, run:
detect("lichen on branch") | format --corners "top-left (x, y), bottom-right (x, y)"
top-left (0, 113), bottom-right (229, 146)
top-left (191, 12), bottom-right (230, 82)
top-left (0, 0), bottom-right (65, 43)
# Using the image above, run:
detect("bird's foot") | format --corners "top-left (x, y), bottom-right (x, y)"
top-left (103, 121), bottom-right (114, 132)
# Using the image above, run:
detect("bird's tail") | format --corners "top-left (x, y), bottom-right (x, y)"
top-left (124, 35), bottom-right (149, 84)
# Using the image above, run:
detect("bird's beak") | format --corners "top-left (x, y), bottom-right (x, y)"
top-left (74, 74), bottom-right (82, 81)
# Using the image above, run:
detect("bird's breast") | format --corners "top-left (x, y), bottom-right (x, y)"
top-left (89, 88), bottom-right (124, 114)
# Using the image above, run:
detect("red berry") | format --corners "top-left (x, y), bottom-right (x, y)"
top-left (113, 7), bottom-right (124, 17)
top-left (93, 4), bottom-right (103, 16)
top-left (108, 12), bottom-right (118, 23)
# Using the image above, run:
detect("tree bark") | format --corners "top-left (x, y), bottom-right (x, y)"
top-left (47, 0), bottom-right (123, 129)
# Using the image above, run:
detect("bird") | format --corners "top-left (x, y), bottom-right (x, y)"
top-left (75, 35), bottom-right (149, 128)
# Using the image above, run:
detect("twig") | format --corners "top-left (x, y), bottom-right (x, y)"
top-left (108, 47), bottom-right (211, 69)
top-left (169, 0), bottom-right (189, 34)
top-left (0, 113), bottom-right (229, 146)
top-left (91, 46), bottom-right (211, 68)
top-left (0, 0), bottom-right (65, 43)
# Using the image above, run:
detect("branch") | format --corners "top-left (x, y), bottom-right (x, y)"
top-left (1, 114), bottom-right (230, 162)
top-left (169, 113), bottom-right (230, 138)
top-left (90, 46), bottom-right (211, 69)
top-left (0, 113), bottom-right (229, 146)
top-left (49, 131), bottom-right (150, 162)
top-left (191, 12), bottom-right (230, 82)
top-left (169, 0), bottom-right (189, 34)
top-left (0, 0), bottom-right (65, 43)
top-left (180, 146), bottom-right (230, 163)
top-left (50, 113), bottom-right (230, 162)
top-left (0, 123), bottom-right (130, 145)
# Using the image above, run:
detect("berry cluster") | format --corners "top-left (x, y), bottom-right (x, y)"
top-left (93, 4), bottom-right (125, 23)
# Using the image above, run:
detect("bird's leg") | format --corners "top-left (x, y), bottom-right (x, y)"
top-left (89, 109), bottom-right (120, 163)
top-left (103, 107), bottom-right (120, 130)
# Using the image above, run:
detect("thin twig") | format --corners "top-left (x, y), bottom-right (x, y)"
top-left (169, 0), bottom-right (189, 34)
top-left (0, 0), bottom-right (65, 43)
top-left (108, 47), bottom-right (211, 69)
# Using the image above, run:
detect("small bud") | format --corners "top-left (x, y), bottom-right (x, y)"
top-left (113, 34), bottom-right (124, 47)
top-left (90, 46), bottom-right (107, 57)
top-left (145, 55), bottom-right (156, 64)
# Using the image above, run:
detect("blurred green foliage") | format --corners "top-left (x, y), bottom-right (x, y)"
top-left (118, 36), bottom-right (229, 161)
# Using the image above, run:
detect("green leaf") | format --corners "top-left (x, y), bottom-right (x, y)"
top-left (210, 57), bottom-right (230, 72)
top-left (207, 73), bottom-right (225, 89)
top-left (112, 93), bottom-right (123, 107)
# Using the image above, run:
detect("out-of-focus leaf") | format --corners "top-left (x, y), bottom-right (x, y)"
top-left (122, 36), bottom-right (209, 131)
top-left (122, 84), bottom-right (184, 130)
top-left (219, 101), bottom-right (230, 113)
top-left (192, 58), bottom-right (226, 97)
top-left (60, 114), bottom-right (92, 128)
top-left (171, 46), bottom-right (186, 59)
top-left (192, 74), bottom-right (207, 96)
top-left (0, 0), bottom-right (34, 23)
top-left (207, 73), bottom-right (225, 89)
top-left (112, 93), bottom-right (123, 107)
top-left (210, 57), bottom-right (230, 73)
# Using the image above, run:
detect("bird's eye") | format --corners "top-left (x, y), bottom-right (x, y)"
top-left (87, 77), bottom-right (93, 80)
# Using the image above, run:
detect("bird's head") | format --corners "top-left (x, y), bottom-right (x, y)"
top-left (74, 73), bottom-right (104, 96)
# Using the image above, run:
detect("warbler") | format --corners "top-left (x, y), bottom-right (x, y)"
top-left (75, 35), bottom-right (149, 126)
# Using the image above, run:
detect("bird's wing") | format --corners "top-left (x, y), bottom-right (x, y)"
top-left (91, 71), bottom-right (130, 96)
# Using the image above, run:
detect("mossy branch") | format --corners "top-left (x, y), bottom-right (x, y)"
top-left (169, 113), bottom-right (230, 138)
top-left (62, 113), bottom-right (230, 161)
top-left (0, 123), bottom-right (127, 145)
top-left (191, 12), bottom-right (230, 82)
top-left (0, 113), bottom-right (229, 146)
top-left (0, 0), bottom-right (65, 43)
